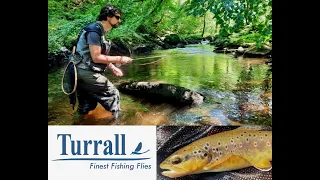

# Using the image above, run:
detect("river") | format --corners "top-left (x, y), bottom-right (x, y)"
top-left (48, 44), bottom-right (272, 126)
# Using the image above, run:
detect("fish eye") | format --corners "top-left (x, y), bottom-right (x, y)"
top-left (171, 155), bottom-right (182, 164)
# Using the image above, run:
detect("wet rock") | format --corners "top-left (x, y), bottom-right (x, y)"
top-left (163, 34), bottom-right (181, 45)
top-left (176, 43), bottom-right (185, 48)
top-left (132, 44), bottom-right (160, 54)
top-left (118, 81), bottom-right (204, 106)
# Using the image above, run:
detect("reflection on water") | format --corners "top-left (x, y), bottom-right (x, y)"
top-left (48, 44), bottom-right (272, 126)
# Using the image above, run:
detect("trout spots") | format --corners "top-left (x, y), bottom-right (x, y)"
top-left (260, 136), bottom-right (263, 141)
top-left (185, 155), bottom-right (191, 161)
top-left (212, 146), bottom-right (216, 152)
top-left (230, 139), bottom-right (234, 144)
top-left (193, 150), bottom-right (208, 159)
top-left (198, 151), bottom-right (208, 159)
top-left (266, 141), bottom-right (271, 146)
top-left (219, 151), bottom-right (223, 157)
top-left (217, 141), bottom-right (221, 146)
top-left (225, 144), bottom-right (228, 150)
top-left (193, 151), bottom-right (198, 155)
top-left (239, 142), bottom-right (243, 148)
top-left (204, 143), bottom-right (210, 151)
top-left (254, 141), bottom-right (258, 147)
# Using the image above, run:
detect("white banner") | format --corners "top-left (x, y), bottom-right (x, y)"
top-left (48, 126), bottom-right (157, 180)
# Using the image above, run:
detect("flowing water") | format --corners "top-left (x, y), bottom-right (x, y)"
top-left (48, 44), bottom-right (272, 126)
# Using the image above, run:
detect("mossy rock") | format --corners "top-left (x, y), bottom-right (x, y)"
top-left (163, 34), bottom-right (181, 45)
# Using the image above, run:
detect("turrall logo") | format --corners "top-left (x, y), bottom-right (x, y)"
top-left (131, 142), bottom-right (150, 155)
top-left (53, 134), bottom-right (150, 161)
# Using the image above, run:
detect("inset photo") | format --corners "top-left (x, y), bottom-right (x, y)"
top-left (157, 126), bottom-right (272, 180)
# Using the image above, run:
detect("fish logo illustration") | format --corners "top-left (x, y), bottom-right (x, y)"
top-left (131, 142), bottom-right (150, 155)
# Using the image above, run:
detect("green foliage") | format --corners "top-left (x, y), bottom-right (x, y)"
top-left (183, 0), bottom-right (272, 46)
top-left (48, 0), bottom-right (272, 54)
top-left (48, 15), bottom-right (95, 54)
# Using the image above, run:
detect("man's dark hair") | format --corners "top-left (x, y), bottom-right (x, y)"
top-left (98, 4), bottom-right (122, 21)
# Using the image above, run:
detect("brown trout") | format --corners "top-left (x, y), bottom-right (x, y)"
top-left (159, 126), bottom-right (272, 178)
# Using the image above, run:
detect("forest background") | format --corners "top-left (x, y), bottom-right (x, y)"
top-left (48, 0), bottom-right (272, 71)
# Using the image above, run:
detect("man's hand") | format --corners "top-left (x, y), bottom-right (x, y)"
top-left (119, 56), bottom-right (133, 64)
top-left (112, 67), bottom-right (123, 77)
top-left (108, 63), bottom-right (123, 77)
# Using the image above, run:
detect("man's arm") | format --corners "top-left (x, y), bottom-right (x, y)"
top-left (86, 32), bottom-right (133, 65)
top-left (89, 44), bottom-right (122, 64)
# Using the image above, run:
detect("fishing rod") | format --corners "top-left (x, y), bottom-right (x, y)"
top-left (115, 53), bottom-right (198, 67)
top-left (133, 55), bottom-right (165, 61)
top-left (115, 55), bottom-right (166, 67)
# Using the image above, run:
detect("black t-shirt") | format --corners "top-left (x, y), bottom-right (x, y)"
top-left (86, 32), bottom-right (101, 46)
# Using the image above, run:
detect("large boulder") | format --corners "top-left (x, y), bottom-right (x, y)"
top-left (163, 34), bottom-right (182, 46)
top-left (118, 81), bottom-right (204, 106)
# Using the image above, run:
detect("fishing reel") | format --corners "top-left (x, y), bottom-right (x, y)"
top-left (115, 62), bottom-right (122, 67)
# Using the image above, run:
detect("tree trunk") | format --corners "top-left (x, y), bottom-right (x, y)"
top-left (202, 12), bottom-right (206, 38)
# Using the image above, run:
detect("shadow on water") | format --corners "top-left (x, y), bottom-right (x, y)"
top-left (48, 44), bottom-right (272, 126)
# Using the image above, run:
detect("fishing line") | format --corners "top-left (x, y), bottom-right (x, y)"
top-left (115, 55), bottom-right (166, 67)
top-left (115, 53), bottom-right (199, 67)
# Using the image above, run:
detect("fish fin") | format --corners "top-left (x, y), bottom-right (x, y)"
top-left (203, 155), bottom-right (252, 172)
top-left (250, 159), bottom-right (272, 171)
top-left (203, 154), bottom-right (232, 170)
top-left (254, 165), bottom-right (272, 171)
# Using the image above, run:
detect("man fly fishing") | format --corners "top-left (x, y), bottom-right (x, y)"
top-left (69, 4), bottom-right (133, 122)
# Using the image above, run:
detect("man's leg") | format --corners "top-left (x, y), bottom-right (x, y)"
top-left (73, 69), bottom-right (99, 122)
top-left (73, 89), bottom-right (97, 121)
top-left (90, 74), bottom-right (121, 119)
